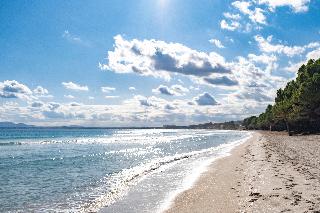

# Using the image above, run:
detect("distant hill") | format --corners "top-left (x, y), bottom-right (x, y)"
top-left (0, 122), bottom-right (34, 128)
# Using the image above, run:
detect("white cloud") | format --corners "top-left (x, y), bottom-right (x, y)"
top-left (105, 96), bottom-right (119, 99)
top-left (8, 31), bottom-right (320, 125)
top-left (193, 93), bottom-right (218, 106)
top-left (305, 42), bottom-right (320, 49)
top-left (164, 104), bottom-right (177, 111)
top-left (249, 8), bottom-right (267, 25)
top-left (69, 102), bottom-right (82, 107)
top-left (62, 30), bottom-right (91, 47)
top-left (62, 82), bottom-right (89, 91)
top-left (152, 84), bottom-right (189, 96)
top-left (204, 76), bottom-right (239, 86)
top-left (234, 87), bottom-right (274, 102)
top-left (100, 35), bottom-right (231, 82)
top-left (283, 61), bottom-right (305, 73)
top-left (220, 19), bottom-right (241, 31)
top-left (33, 86), bottom-right (49, 96)
top-left (223, 12), bottom-right (241, 20)
top-left (152, 85), bottom-right (176, 96)
top-left (232, 1), bottom-right (267, 24)
top-left (171, 84), bottom-right (189, 94)
top-left (209, 39), bottom-right (225, 48)
top-left (31, 101), bottom-right (44, 108)
top-left (232, 1), bottom-right (252, 14)
top-left (222, 0), bottom-right (310, 33)
top-left (306, 48), bottom-right (320, 60)
top-left (258, 0), bottom-right (311, 12)
top-left (129, 87), bottom-right (136, 91)
top-left (0, 84), bottom-right (283, 126)
top-left (248, 53), bottom-right (278, 72)
top-left (101, 86), bottom-right (116, 93)
top-left (248, 53), bottom-right (277, 64)
top-left (255, 35), bottom-right (305, 57)
top-left (0, 80), bottom-right (32, 100)
top-left (255, 35), bottom-right (320, 59)
top-left (283, 46), bottom-right (320, 72)
top-left (130, 95), bottom-right (167, 108)
top-left (64, 95), bottom-right (75, 99)
top-left (232, 56), bottom-right (273, 86)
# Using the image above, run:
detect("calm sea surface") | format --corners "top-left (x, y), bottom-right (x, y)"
top-left (0, 128), bottom-right (250, 212)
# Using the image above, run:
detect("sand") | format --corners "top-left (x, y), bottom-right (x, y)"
top-left (166, 131), bottom-right (320, 213)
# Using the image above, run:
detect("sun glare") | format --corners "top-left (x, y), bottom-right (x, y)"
top-left (158, 0), bottom-right (169, 8)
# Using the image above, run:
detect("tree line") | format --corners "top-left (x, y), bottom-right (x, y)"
top-left (243, 58), bottom-right (320, 135)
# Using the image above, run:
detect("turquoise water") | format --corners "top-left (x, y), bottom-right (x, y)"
top-left (0, 128), bottom-right (249, 212)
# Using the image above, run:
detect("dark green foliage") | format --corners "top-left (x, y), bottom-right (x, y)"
top-left (243, 58), bottom-right (320, 135)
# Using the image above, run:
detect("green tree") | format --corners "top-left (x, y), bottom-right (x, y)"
top-left (243, 58), bottom-right (320, 135)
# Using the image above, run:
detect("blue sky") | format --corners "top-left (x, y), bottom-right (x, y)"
top-left (1, 0), bottom-right (320, 126)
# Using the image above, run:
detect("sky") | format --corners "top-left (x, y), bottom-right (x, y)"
top-left (1, 0), bottom-right (320, 127)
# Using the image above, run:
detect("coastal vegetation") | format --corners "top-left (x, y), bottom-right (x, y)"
top-left (243, 58), bottom-right (320, 135)
top-left (164, 121), bottom-right (242, 130)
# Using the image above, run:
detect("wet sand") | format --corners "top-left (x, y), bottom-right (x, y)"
top-left (166, 131), bottom-right (320, 213)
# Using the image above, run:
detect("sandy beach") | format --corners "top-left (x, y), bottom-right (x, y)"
top-left (166, 131), bottom-right (320, 213)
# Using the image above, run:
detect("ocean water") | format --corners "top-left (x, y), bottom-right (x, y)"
top-left (0, 128), bottom-right (251, 212)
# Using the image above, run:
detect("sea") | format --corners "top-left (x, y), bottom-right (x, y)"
top-left (0, 128), bottom-right (251, 213)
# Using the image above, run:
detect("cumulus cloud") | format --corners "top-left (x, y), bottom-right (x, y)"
top-left (248, 53), bottom-right (278, 72)
top-left (164, 103), bottom-right (176, 110)
top-left (232, 1), bottom-right (267, 24)
top-left (283, 61), bottom-right (305, 73)
top-left (31, 101), bottom-right (44, 108)
top-left (48, 102), bottom-right (61, 110)
top-left (209, 39), bottom-right (225, 48)
top-left (232, 1), bottom-right (252, 14)
top-left (69, 102), bottom-right (82, 107)
top-left (100, 35), bottom-right (230, 81)
top-left (306, 48), bottom-right (320, 60)
top-left (0, 86), bottom-right (279, 127)
top-left (248, 53), bottom-right (277, 64)
top-left (101, 86), bottom-right (116, 93)
top-left (194, 93), bottom-right (218, 106)
top-left (258, 0), bottom-right (311, 12)
top-left (152, 85), bottom-right (175, 96)
top-left (223, 12), bottom-right (241, 20)
top-left (171, 84), bottom-right (189, 94)
top-left (129, 87), bottom-right (136, 91)
top-left (284, 46), bottom-right (320, 72)
top-left (254, 35), bottom-right (317, 57)
top-left (234, 87), bottom-right (274, 102)
top-left (222, 0), bottom-right (311, 33)
top-left (220, 19), bottom-right (241, 31)
top-left (132, 95), bottom-right (163, 107)
top-left (152, 84), bottom-right (189, 96)
top-left (105, 96), bottom-right (119, 99)
top-left (0, 80), bottom-right (32, 100)
top-left (62, 82), bottom-right (89, 91)
top-left (26, 102), bottom-right (87, 120)
top-left (64, 95), bottom-right (75, 99)
top-left (226, 56), bottom-right (286, 103)
top-left (33, 86), bottom-right (49, 96)
top-left (204, 76), bottom-right (239, 86)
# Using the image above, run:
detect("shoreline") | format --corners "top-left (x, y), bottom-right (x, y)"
top-left (100, 130), bottom-right (251, 213)
top-left (164, 132), bottom-right (257, 213)
top-left (157, 132), bottom-right (253, 213)
top-left (165, 131), bottom-right (320, 212)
